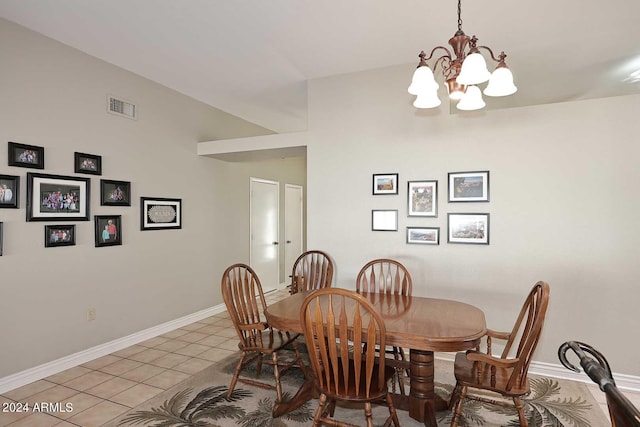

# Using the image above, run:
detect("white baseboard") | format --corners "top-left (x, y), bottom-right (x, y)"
top-left (0, 303), bottom-right (227, 394)
top-left (435, 353), bottom-right (640, 392)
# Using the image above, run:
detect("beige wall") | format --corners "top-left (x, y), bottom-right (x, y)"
top-left (306, 64), bottom-right (640, 376)
top-left (0, 19), bottom-right (282, 377)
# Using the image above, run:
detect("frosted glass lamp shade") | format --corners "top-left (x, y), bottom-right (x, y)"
top-left (408, 65), bottom-right (439, 95)
top-left (456, 85), bottom-right (485, 110)
top-left (457, 53), bottom-right (491, 85)
top-left (413, 90), bottom-right (442, 108)
top-left (484, 66), bottom-right (517, 97)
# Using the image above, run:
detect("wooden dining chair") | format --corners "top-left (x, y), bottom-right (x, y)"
top-left (356, 258), bottom-right (413, 395)
top-left (300, 288), bottom-right (400, 427)
top-left (449, 281), bottom-right (550, 427)
top-left (289, 250), bottom-right (334, 295)
top-left (221, 263), bottom-right (308, 401)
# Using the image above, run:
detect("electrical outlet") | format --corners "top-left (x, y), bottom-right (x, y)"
top-left (87, 308), bottom-right (96, 321)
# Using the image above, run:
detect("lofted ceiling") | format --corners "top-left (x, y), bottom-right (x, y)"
top-left (1, 0), bottom-right (639, 134)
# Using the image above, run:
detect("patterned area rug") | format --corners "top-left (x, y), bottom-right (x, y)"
top-left (107, 349), bottom-right (609, 427)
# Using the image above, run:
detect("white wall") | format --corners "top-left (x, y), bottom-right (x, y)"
top-left (305, 64), bottom-right (640, 376)
top-left (0, 19), bottom-right (276, 378)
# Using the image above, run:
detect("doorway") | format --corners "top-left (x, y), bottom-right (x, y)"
top-left (250, 178), bottom-right (279, 293)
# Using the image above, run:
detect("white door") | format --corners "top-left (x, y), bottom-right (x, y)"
top-left (250, 178), bottom-right (279, 293)
top-left (284, 184), bottom-right (304, 286)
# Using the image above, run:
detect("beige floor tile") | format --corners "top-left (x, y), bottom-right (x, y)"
top-left (172, 358), bottom-right (214, 375)
top-left (196, 348), bottom-right (235, 363)
top-left (195, 316), bottom-right (219, 325)
top-left (153, 340), bottom-right (190, 353)
top-left (0, 395), bottom-right (30, 426)
top-left (3, 380), bottom-right (57, 401)
top-left (211, 318), bottom-right (234, 328)
top-left (85, 377), bottom-right (137, 399)
top-left (179, 322), bottom-right (208, 332)
top-left (127, 348), bottom-right (169, 364)
top-left (173, 343), bottom-right (211, 357)
top-left (3, 411), bottom-right (64, 427)
top-left (216, 327), bottom-right (238, 338)
top-left (143, 370), bottom-right (190, 390)
top-left (137, 336), bottom-right (169, 348)
top-left (217, 338), bottom-right (242, 352)
top-left (22, 385), bottom-right (78, 407)
top-left (196, 335), bottom-right (231, 347)
top-left (175, 331), bottom-right (208, 343)
top-left (66, 401), bottom-right (129, 427)
top-left (149, 353), bottom-right (191, 369)
top-left (52, 421), bottom-right (78, 427)
top-left (63, 371), bottom-right (115, 392)
top-left (97, 358), bottom-right (143, 376)
top-left (45, 366), bottom-right (92, 385)
top-left (110, 345), bottom-right (147, 358)
top-left (193, 324), bottom-right (225, 335)
top-left (80, 355), bottom-right (122, 370)
top-left (160, 329), bottom-right (189, 339)
top-left (53, 393), bottom-right (103, 420)
top-left (118, 365), bottom-right (166, 382)
top-left (109, 383), bottom-right (164, 407)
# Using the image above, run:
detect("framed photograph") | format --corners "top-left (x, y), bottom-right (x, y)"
top-left (141, 197), bottom-right (182, 230)
top-left (372, 209), bottom-right (398, 231)
top-left (448, 171), bottom-right (489, 202)
top-left (95, 215), bottom-right (122, 247)
top-left (372, 173), bottom-right (399, 195)
top-left (100, 179), bottom-right (131, 206)
top-left (8, 142), bottom-right (44, 169)
top-left (0, 174), bottom-right (20, 209)
top-left (74, 152), bottom-right (102, 175)
top-left (0, 222), bottom-right (3, 256)
top-left (407, 226), bottom-right (439, 245)
top-left (26, 173), bottom-right (90, 222)
top-left (407, 180), bottom-right (437, 217)
top-left (44, 224), bottom-right (76, 248)
top-left (448, 213), bottom-right (490, 245)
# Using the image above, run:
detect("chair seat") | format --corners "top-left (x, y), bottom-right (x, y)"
top-left (239, 330), bottom-right (300, 353)
top-left (453, 351), bottom-right (529, 397)
top-left (316, 358), bottom-right (395, 402)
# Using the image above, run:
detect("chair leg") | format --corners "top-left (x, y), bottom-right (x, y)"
top-left (450, 385), bottom-right (468, 427)
top-left (227, 351), bottom-right (247, 398)
top-left (292, 338), bottom-right (309, 379)
top-left (364, 402), bottom-right (374, 427)
top-left (313, 393), bottom-right (327, 426)
top-left (513, 397), bottom-right (529, 427)
top-left (256, 352), bottom-right (264, 377)
top-left (272, 352), bottom-right (283, 402)
top-left (384, 392), bottom-right (401, 427)
top-left (449, 382), bottom-right (461, 410)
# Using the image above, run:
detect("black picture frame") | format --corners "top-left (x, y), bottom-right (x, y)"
top-left (448, 171), bottom-right (490, 202)
top-left (95, 215), bottom-right (122, 247)
top-left (74, 152), bottom-right (102, 175)
top-left (8, 142), bottom-right (44, 169)
top-left (0, 222), bottom-right (3, 256)
top-left (140, 197), bottom-right (182, 230)
top-left (0, 174), bottom-right (20, 209)
top-left (406, 226), bottom-right (440, 245)
top-left (44, 224), bottom-right (76, 248)
top-left (371, 209), bottom-right (398, 231)
top-left (447, 213), bottom-right (490, 245)
top-left (26, 173), bottom-right (91, 222)
top-left (100, 179), bottom-right (131, 206)
top-left (372, 173), bottom-right (399, 195)
top-left (407, 180), bottom-right (437, 217)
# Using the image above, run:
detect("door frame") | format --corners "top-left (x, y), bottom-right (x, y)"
top-left (284, 184), bottom-right (304, 289)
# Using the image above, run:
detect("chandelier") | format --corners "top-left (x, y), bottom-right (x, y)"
top-left (408, 0), bottom-right (517, 111)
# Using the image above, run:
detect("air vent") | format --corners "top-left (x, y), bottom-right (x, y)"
top-left (107, 95), bottom-right (137, 120)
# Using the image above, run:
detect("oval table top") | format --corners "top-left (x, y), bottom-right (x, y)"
top-left (265, 290), bottom-right (487, 352)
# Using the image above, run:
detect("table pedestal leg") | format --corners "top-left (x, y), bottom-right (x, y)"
top-left (409, 349), bottom-right (438, 427)
top-left (271, 378), bottom-right (316, 418)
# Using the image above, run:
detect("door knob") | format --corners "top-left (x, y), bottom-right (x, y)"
top-left (272, 241), bottom-right (279, 245)
top-left (286, 240), bottom-right (292, 244)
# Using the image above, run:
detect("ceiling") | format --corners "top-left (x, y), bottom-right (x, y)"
top-left (1, 0), bottom-right (639, 134)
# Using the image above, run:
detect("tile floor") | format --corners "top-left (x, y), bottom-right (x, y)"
top-left (1, 289), bottom-right (638, 426)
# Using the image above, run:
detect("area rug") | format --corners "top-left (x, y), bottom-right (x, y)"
top-left (107, 349), bottom-right (609, 427)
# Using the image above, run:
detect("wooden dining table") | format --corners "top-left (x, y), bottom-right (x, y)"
top-left (264, 289), bottom-right (487, 427)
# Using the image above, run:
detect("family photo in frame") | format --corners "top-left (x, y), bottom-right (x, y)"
top-left (0, 174), bottom-right (19, 209)
top-left (74, 152), bottom-right (102, 175)
top-left (95, 215), bottom-right (122, 247)
top-left (26, 173), bottom-right (90, 221)
top-left (44, 224), bottom-right (76, 248)
top-left (8, 142), bottom-right (44, 169)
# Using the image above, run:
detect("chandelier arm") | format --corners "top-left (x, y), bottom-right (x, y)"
top-left (475, 45), bottom-right (505, 63)
top-left (421, 46), bottom-right (453, 63)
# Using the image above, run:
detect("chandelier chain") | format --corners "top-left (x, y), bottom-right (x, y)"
top-left (457, 0), bottom-right (463, 31)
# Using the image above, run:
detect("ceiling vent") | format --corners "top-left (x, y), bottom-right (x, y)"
top-left (107, 95), bottom-right (137, 120)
